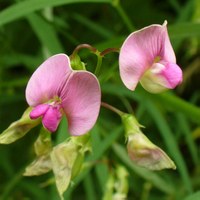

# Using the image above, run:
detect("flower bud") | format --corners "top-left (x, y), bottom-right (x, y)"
top-left (70, 53), bottom-right (86, 70)
top-left (127, 132), bottom-right (176, 170)
top-left (122, 113), bottom-right (176, 170)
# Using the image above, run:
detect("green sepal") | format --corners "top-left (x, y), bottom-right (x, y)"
top-left (71, 151), bottom-right (84, 179)
top-left (23, 154), bottom-right (52, 176)
top-left (0, 107), bottom-right (40, 144)
top-left (71, 133), bottom-right (91, 153)
top-left (121, 113), bottom-right (144, 138)
top-left (70, 53), bottom-right (86, 70)
top-left (34, 127), bottom-right (52, 156)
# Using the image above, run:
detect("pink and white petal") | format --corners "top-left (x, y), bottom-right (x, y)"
top-left (140, 62), bottom-right (182, 93)
top-left (42, 106), bottom-right (62, 133)
top-left (30, 104), bottom-right (50, 119)
top-left (140, 72), bottom-right (168, 93)
top-left (160, 62), bottom-right (182, 89)
top-left (61, 71), bottom-right (101, 136)
top-left (119, 22), bottom-right (174, 90)
top-left (26, 54), bottom-right (72, 107)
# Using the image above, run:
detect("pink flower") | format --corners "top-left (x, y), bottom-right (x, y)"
top-left (119, 21), bottom-right (182, 93)
top-left (26, 54), bottom-right (101, 135)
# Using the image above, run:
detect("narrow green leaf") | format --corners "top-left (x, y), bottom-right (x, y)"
top-left (0, 0), bottom-right (112, 27)
top-left (27, 13), bottom-right (64, 54)
top-left (184, 191), bottom-right (200, 200)
top-left (176, 113), bottom-right (199, 165)
top-left (168, 0), bottom-right (181, 13)
top-left (83, 174), bottom-right (97, 200)
top-left (95, 162), bottom-right (109, 193)
top-left (0, 169), bottom-right (24, 200)
top-left (145, 99), bottom-right (193, 193)
top-left (101, 83), bottom-right (200, 125)
top-left (72, 13), bottom-right (113, 39)
top-left (89, 125), bottom-right (123, 161)
top-left (169, 23), bottom-right (200, 39)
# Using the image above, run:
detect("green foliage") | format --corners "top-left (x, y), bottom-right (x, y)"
top-left (1, 0), bottom-right (200, 199)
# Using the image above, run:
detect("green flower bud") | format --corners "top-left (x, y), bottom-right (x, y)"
top-left (70, 53), bottom-right (86, 70)
top-left (122, 113), bottom-right (176, 170)
top-left (127, 132), bottom-right (176, 170)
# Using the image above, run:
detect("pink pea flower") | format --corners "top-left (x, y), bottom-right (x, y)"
top-left (119, 21), bottom-right (182, 93)
top-left (26, 54), bottom-right (101, 136)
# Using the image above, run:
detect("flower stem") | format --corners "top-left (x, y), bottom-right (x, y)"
top-left (94, 51), bottom-right (103, 76)
top-left (71, 44), bottom-right (97, 58)
top-left (101, 102), bottom-right (124, 116)
top-left (100, 48), bottom-right (120, 56)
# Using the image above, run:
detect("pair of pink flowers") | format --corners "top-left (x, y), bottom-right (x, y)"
top-left (26, 21), bottom-right (182, 135)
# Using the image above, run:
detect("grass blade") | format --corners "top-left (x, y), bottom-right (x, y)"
top-left (112, 143), bottom-right (175, 194)
top-left (0, 0), bottom-right (112, 27)
top-left (145, 99), bottom-right (193, 193)
top-left (27, 13), bottom-right (64, 54)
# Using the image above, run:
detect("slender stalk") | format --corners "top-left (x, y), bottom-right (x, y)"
top-left (71, 44), bottom-right (97, 59)
top-left (94, 51), bottom-right (103, 76)
top-left (101, 102), bottom-right (124, 116)
top-left (141, 182), bottom-right (152, 200)
top-left (100, 47), bottom-right (119, 56)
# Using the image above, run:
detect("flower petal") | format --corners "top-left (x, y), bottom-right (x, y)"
top-left (119, 21), bottom-right (176, 91)
top-left (160, 62), bottom-right (182, 89)
top-left (30, 104), bottom-right (50, 119)
top-left (42, 106), bottom-right (62, 132)
top-left (26, 54), bottom-right (72, 106)
top-left (61, 71), bottom-right (101, 136)
top-left (140, 61), bottom-right (182, 93)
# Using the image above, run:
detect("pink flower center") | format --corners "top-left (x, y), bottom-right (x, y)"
top-left (30, 100), bottom-right (63, 132)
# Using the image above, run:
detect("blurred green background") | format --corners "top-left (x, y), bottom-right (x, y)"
top-left (0, 0), bottom-right (200, 199)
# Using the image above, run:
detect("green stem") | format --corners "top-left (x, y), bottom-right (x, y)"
top-left (71, 44), bottom-right (97, 59)
top-left (100, 47), bottom-right (119, 56)
top-left (101, 102), bottom-right (124, 116)
top-left (141, 182), bottom-right (152, 200)
top-left (94, 51), bottom-right (103, 76)
top-left (113, 1), bottom-right (135, 32)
